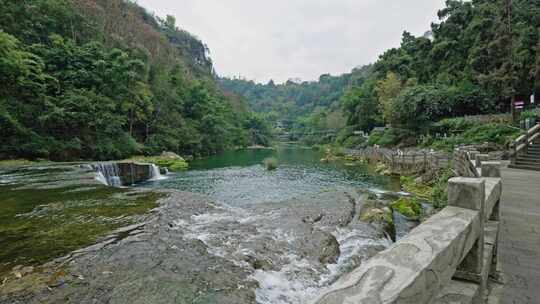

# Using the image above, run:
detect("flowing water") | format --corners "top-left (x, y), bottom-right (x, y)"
top-left (143, 146), bottom-right (400, 205)
top-left (0, 147), bottom-right (401, 303)
top-left (138, 146), bottom-right (400, 303)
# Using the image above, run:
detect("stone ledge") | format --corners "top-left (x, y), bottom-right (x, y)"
top-left (432, 279), bottom-right (480, 304)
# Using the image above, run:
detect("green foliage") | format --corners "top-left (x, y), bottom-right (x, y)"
top-left (461, 123), bottom-right (520, 145)
top-left (520, 110), bottom-right (538, 120)
top-left (128, 155), bottom-right (189, 172)
top-left (340, 81), bottom-right (382, 132)
top-left (423, 123), bottom-right (521, 151)
top-left (219, 65), bottom-right (372, 123)
top-left (400, 167), bottom-right (455, 209)
top-left (367, 131), bottom-right (384, 146)
top-left (431, 118), bottom-right (476, 134)
top-left (0, 1), bottom-right (269, 161)
top-left (431, 168), bottom-right (455, 209)
top-left (400, 176), bottom-right (433, 201)
top-left (390, 197), bottom-right (423, 218)
top-left (368, 128), bottom-right (415, 147)
top-left (263, 157), bottom-right (278, 170)
top-left (340, 0), bottom-right (538, 136)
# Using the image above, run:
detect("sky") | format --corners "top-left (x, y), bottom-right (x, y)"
top-left (136, 0), bottom-right (446, 83)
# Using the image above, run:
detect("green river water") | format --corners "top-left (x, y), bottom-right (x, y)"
top-left (0, 146), bottom-right (399, 280)
top-left (142, 145), bottom-right (400, 205)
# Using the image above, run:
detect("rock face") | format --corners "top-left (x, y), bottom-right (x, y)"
top-left (0, 189), bottom-right (390, 304)
top-left (116, 162), bottom-right (152, 184)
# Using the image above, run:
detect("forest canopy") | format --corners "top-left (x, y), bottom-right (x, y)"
top-left (0, 0), bottom-right (271, 161)
top-left (221, 0), bottom-right (539, 142)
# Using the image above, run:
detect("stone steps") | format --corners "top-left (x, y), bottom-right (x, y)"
top-left (511, 144), bottom-right (540, 171)
top-left (508, 164), bottom-right (540, 171)
top-left (516, 158), bottom-right (540, 164)
top-left (524, 150), bottom-right (540, 156)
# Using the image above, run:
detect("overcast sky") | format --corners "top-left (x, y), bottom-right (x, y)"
top-left (136, 0), bottom-right (446, 83)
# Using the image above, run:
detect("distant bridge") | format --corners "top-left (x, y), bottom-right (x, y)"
top-left (276, 129), bottom-right (339, 141)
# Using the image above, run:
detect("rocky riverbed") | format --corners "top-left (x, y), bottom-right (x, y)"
top-left (0, 164), bottom-right (394, 304)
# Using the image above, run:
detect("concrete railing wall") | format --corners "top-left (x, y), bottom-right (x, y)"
top-left (315, 153), bottom-right (502, 304)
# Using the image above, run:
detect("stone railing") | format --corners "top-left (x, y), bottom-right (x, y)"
top-left (315, 154), bottom-right (502, 304)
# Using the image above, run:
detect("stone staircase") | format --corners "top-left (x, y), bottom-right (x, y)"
top-left (511, 142), bottom-right (540, 171)
top-left (509, 124), bottom-right (540, 171)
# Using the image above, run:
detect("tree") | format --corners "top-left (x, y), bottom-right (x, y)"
top-left (375, 72), bottom-right (404, 125)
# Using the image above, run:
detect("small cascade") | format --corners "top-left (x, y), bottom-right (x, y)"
top-left (92, 163), bottom-right (123, 187)
top-left (149, 164), bottom-right (166, 181)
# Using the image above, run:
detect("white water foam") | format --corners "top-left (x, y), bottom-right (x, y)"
top-left (95, 171), bottom-right (108, 186)
top-left (172, 202), bottom-right (392, 304)
top-left (251, 227), bottom-right (392, 304)
top-left (149, 164), bottom-right (167, 181)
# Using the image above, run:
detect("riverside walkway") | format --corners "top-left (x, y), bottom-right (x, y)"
top-left (500, 166), bottom-right (540, 303)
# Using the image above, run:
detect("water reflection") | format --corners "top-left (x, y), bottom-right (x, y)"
top-left (144, 146), bottom-right (399, 206)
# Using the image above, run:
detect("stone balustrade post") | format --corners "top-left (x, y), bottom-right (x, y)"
top-left (448, 177), bottom-right (485, 283)
top-left (475, 154), bottom-right (490, 168)
top-left (468, 151), bottom-right (480, 162)
top-left (481, 161), bottom-right (502, 178)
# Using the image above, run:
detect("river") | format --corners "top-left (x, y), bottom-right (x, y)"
top-left (141, 145), bottom-right (400, 205)
top-left (0, 147), bottom-right (402, 304)
top-left (130, 146), bottom-right (401, 304)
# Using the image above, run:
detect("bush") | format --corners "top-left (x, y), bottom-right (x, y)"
top-left (520, 110), bottom-right (538, 120)
top-left (390, 197), bottom-right (423, 218)
top-left (368, 128), bottom-right (415, 147)
top-left (423, 123), bottom-right (522, 151)
top-left (129, 154), bottom-right (189, 172)
top-left (431, 118), bottom-right (475, 134)
top-left (368, 131), bottom-right (384, 146)
top-left (461, 123), bottom-right (520, 146)
top-left (263, 157), bottom-right (278, 170)
top-left (342, 136), bottom-right (366, 148)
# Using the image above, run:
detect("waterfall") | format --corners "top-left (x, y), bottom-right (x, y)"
top-left (92, 163), bottom-right (123, 187)
top-left (149, 164), bottom-right (165, 181)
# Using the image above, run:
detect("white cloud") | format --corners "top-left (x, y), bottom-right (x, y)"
top-left (136, 0), bottom-right (445, 83)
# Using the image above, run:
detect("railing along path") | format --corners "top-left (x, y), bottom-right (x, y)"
top-left (315, 150), bottom-right (502, 304)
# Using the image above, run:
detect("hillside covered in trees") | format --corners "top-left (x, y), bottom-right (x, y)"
top-left (0, 0), bottom-right (271, 161)
top-left (221, 0), bottom-right (539, 147)
top-left (342, 0), bottom-right (539, 132)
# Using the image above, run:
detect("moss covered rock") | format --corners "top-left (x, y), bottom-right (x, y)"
top-left (128, 152), bottom-right (189, 172)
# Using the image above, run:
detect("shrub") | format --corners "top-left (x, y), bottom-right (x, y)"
top-left (423, 123), bottom-right (522, 151)
top-left (431, 118), bottom-right (475, 134)
top-left (369, 128), bottom-right (415, 147)
top-left (390, 197), bottom-right (423, 218)
top-left (342, 136), bottom-right (366, 148)
top-left (128, 154), bottom-right (189, 172)
top-left (368, 131), bottom-right (384, 146)
top-left (520, 110), bottom-right (538, 120)
top-left (263, 157), bottom-right (278, 170)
